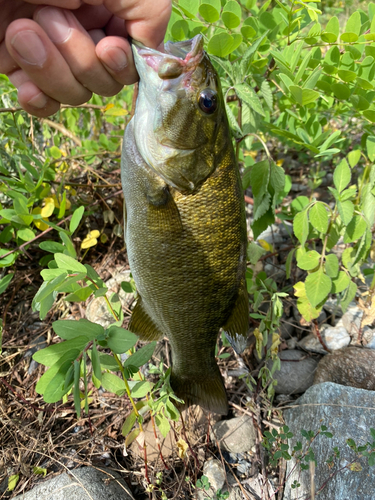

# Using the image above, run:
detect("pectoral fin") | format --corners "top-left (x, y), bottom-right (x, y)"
top-left (129, 296), bottom-right (164, 341)
top-left (222, 282), bottom-right (249, 354)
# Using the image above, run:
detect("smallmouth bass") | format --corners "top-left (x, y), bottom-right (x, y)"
top-left (121, 35), bottom-right (248, 415)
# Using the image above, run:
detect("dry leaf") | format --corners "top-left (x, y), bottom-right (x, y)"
top-left (176, 438), bottom-right (188, 459)
top-left (359, 296), bottom-right (375, 328)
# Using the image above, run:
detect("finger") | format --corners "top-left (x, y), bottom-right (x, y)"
top-left (24, 0), bottom-right (83, 7)
top-left (5, 19), bottom-right (93, 106)
top-left (35, 6), bottom-right (123, 96)
top-left (8, 69), bottom-right (61, 116)
top-left (96, 36), bottom-right (137, 86)
top-left (103, 0), bottom-right (172, 49)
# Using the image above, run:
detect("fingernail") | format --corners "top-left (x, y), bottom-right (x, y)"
top-left (36, 7), bottom-right (72, 44)
top-left (11, 31), bottom-right (47, 67)
top-left (26, 91), bottom-right (48, 109)
top-left (102, 46), bottom-right (128, 72)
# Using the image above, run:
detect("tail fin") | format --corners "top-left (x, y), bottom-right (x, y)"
top-left (170, 367), bottom-right (228, 415)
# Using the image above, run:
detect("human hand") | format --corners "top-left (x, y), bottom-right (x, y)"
top-left (0, 0), bottom-right (171, 116)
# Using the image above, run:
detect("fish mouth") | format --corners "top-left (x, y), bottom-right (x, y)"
top-left (132, 35), bottom-right (204, 80)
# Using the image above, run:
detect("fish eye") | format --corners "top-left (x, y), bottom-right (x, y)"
top-left (198, 89), bottom-right (218, 114)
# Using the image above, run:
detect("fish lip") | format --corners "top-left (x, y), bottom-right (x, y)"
top-left (132, 34), bottom-right (204, 73)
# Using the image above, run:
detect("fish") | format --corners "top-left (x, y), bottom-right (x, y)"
top-left (121, 34), bottom-right (249, 415)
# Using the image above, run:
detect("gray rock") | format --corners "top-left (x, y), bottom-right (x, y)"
top-left (298, 322), bottom-right (350, 354)
top-left (211, 416), bottom-right (257, 454)
top-left (283, 383), bottom-right (375, 500)
top-left (362, 326), bottom-right (375, 349)
top-left (13, 467), bottom-right (134, 500)
top-left (24, 334), bottom-right (47, 375)
top-left (86, 269), bottom-right (133, 328)
top-left (279, 317), bottom-right (296, 339)
top-left (256, 224), bottom-right (284, 245)
top-left (270, 350), bottom-right (318, 395)
top-left (264, 263), bottom-right (286, 281)
top-left (341, 305), bottom-right (363, 337)
top-left (323, 298), bottom-right (344, 317)
top-left (314, 347), bottom-right (375, 390)
top-left (203, 459), bottom-right (226, 491)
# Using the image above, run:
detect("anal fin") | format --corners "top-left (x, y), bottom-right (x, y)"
top-left (223, 281), bottom-right (249, 354)
top-left (129, 296), bottom-right (164, 341)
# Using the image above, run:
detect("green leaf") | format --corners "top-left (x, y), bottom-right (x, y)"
top-left (74, 359), bottom-right (81, 418)
top-left (33, 337), bottom-right (88, 366)
top-left (124, 342), bottom-right (157, 369)
top-left (91, 341), bottom-right (102, 383)
top-left (250, 159), bottom-right (270, 201)
top-left (131, 380), bottom-right (153, 398)
top-left (297, 250), bottom-right (320, 271)
top-left (97, 353), bottom-right (119, 371)
top-left (39, 241), bottom-right (65, 253)
top-left (155, 413), bottom-right (171, 438)
top-left (321, 16), bottom-right (339, 43)
top-left (33, 467), bottom-right (47, 477)
top-left (60, 232), bottom-right (77, 257)
top-left (333, 159), bottom-right (351, 193)
top-left (199, 0), bottom-right (221, 23)
top-left (345, 11), bottom-right (361, 36)
top-left (35, 351), bottom-right (79, 402)
top-left (101, 372), bottom-right (126, 396)
top-left (338, 69), bottom-right (357, 83)
top-left (309, 202), bottom-right (329, 233)
top-left (305, 269), bottom-right (332, 307)
top-left (285, 248), bottom-right (295, 279)
top-left (331, 83), bottom-right (351, 100)
top-left (106, 326), bottom-right (138, 354)
top-left (348, 149), bottom-right (362, 167)
top-left (293, 211), bottom-right (309, 245)
top-left (69, 206), bottom-right (85, 233)
top-left (0, 273), bottom-right (14, 295)
top-left (294, 281), bottom-right (321, 322)
top-left (337, 200), bottom-right (354, 225)
top-left (247, 242), bottom-right (266, 264)
top-left (222, 0), bottom-right (241, 29)
top-left (235, 83), bottom-right (264, 116)
top-left (122, 411), bottom-right (137, 437)
top-left (344, 215), bottom-right (367, 243)
top-left (55, 253), bottom-right (87, 273)
top-left (367, 136), bottom-right (375, 162)
top-left (341, 281), bottom-right (357, 312)
top-left (33, 273), bottom-right (67, 304)
top-left (65, 286), bottom-right (94, 302)
top-left (261, 80), bottom-right (273, 110)
top-left (8, 474), bottom-right (19, 492)
top-left (207, 33), bottom-right (234, 58)
top-left (325, 254), bottom-right (339, 278)
top-left (289, 86), bottom-right (320, 106)
top-left (171, 20), bottom-right (189, 41)
top-left (331, 271), bottom-right (351, 294)
top-left (53, 318), bottom-right (104, 340)
top-left (17, 227), bottom-right (35, 241)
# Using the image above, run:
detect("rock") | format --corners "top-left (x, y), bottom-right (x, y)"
top-left (286, 337), bottom-right (298, 349)
top-left (313, 347), bottom-right (375, 390)
top-left (283, 383), bottom-right (375, 500)
top-left (279, 317), bottom-right (296, 339)
top-left (24, 334), bottom-right (47, 375)
top-left (86, 269), bottom-right (133, 328)
top-left (211, 416), bottom-right (257, 454)
top-left (298, 322), bottom-right (350, 354)
top-left (362, 327), bottom-right (375, 349)
top-left (264, 263), bottom-right (286, 281)
top-left (203, 459), bottom-right (225, 491)
top-left (13, 467), bottom-right (134, 500)
top-left (323, 298), bottom-right (344, 318)
top-left (256, 224), bottom-right (284, 245)
top-left (341, 305), bottom-right (363, 337)
top-left (269, 350), bottom-right (318, 395)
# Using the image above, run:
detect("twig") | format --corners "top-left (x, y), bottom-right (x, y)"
top-left (41, 118), bottom-right (82, 146)
top-left (0, 377), bottom-right (54, 413)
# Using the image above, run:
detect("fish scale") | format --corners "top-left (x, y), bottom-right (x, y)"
top-left (121, 35), bottom-right (249, 414)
